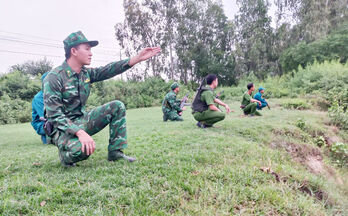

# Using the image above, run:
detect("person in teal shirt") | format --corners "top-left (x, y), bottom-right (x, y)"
top-left (31, 72), bottom-right (48, 144)
top-left (253, 87), bottom-right (269, 110)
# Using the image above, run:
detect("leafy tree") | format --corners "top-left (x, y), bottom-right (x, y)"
top-left (280, 25), bottom-right (348, 72)
top-left (115, 0), bottom-right (236, 85)
top-left (0, 70), bottom-right (40, 100)
top-left (274, 0), bottom-right (348, 42)
top-left (115, 0), bottom-right (167, 79)
top-left (10, 58), bottom-right (53, 76)
top-left (234, 0), bottom-right (276, 79)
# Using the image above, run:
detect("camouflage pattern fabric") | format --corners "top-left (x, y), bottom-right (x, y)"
top-left (63, 31), bottom-right (98, 53)
top-left (170, 82), bottom-right (179, 90)
top-left (57, 100), bottom-right (127, 164)
top-left (43, 59), bottom-right (131, 163)
top-left (161, 90), bottom-right (183, 121)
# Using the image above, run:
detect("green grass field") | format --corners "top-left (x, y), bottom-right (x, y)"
top-left (0, 100), bottom-right (347, 215)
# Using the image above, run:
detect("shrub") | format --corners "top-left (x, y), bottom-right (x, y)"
top-left (296, 118), bottom-right (307, 130)
top-left (330, 142), bottom-right (348, 167)
top-left (281, 99), bottom-right (310, 110)
top-left (314, 136), bottom-right (325, 148)
top-left (0, 70), bottom-right (41, 100)
top-left (87, 77), bottom-right (195, 110)
top-left (0, 95), bottom-right (31, 124)
top-left (328, 101), bottom-right (348, 130)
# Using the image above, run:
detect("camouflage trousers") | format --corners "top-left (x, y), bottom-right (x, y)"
top-left (55, 100), bottom-right (127, 164)
top-left (162, 108), bottom-right (183, 121)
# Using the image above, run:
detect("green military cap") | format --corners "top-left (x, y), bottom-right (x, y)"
top-left (171, 82), bottom-right (179, 90)
top-left (63, 31), bottom-right (98, 52)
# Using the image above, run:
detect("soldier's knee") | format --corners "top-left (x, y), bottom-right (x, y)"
top-left (70, 148), bottom-right (89, 161)
top-left (110, 100), bottom-right (126, 115)
top-left (176, 116), bottom-right (183, 121)
top-left (220, 113), bottom-right (226, 120)
top-left (111, 100), bottom-right (125, 109)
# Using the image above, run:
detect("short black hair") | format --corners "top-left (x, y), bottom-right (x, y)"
top-left (247, 83), bottom-right (254, 90)
top-left (65, 45), bottom-right (80, 59)
top-left (206, 74), bottom-right (217, 85)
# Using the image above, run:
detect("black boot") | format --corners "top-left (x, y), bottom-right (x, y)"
top-left (108, 150), bottom-right (136, 162)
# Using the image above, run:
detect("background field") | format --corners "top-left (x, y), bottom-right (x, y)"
top-left (0, 100), bottom-right (347, 215)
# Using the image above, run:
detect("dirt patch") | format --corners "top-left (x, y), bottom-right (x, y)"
top-left (272, 128), bottom-right (303, 140)
top-left (270, 139), bottom-right (343, 184)
top-left (259, 166), bottom-right (333, 206)
top-left (306, 156), bottom-right (324, 174)
top-left (298, 180), bottom-right (330, 203)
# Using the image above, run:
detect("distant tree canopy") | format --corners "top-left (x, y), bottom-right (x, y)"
top-left (0, 58), bottom-right (52, 101)
top-left (115, 0), bottom-right (236, 85)
top-left (114, 0), bottom-right (347, 84)
top-left (10, 58), bottom-right (53, 76)
top-left (280, 25), bottom-right (348, 73)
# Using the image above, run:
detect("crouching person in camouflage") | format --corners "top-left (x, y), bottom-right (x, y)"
top-left (43, 31), bottom-right (161, 167)
top-left (162, 82), bottom-right (186, 121)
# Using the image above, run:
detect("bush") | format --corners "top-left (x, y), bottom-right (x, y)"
top-left (0, 95), bottom-right (31, 124)
top-left (296, 118), bottom-right (307, 130)
top-left (330, 142), bottom-right (348, 167)
top-left (328, 101), bottom-right (348, 130)
top-left (87, 77), bottom-right (195, 110)
top-left (314, 136), bottom-right (325, 148)
top-left (0, 70), bottom-right (41, 100)
top-left (281, 99), bottom-right (310, 110)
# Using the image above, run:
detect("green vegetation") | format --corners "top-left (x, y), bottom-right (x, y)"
top-left (215, 61), bottom-right (348, 131)
top-left (1, 60), bottom-right (347, 132)
top-left (1, 100), bottom-right (347, 215)
top-left (114, 0), bottom-right (348, 83)
top-left (0, 70), bottom-right (42, 124)
top-left (280, 99), bottom-right (310, 110)
top-left (280, 26), bottom-right (348, 73)
top-left (1, 0), bottom-right (347, 214)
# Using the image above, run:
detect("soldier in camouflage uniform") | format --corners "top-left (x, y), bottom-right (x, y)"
top-left (162, 82), bottom-right (186, 121)
top-left (43, 31), bottom-right (161, 167)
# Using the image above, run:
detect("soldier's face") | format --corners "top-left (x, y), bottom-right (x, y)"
top-left (213, 78), bottom-right (218, 88)
top-left (74, 43), bottom-right (93, 65)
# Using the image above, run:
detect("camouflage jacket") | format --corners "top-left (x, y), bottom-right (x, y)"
top-left (162, 90), bottom-right (182, 112)
top-left (43, 59), bottom-right (131, 135)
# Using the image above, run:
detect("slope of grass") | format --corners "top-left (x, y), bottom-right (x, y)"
top-left (0, 100), bottom-right (347, 215)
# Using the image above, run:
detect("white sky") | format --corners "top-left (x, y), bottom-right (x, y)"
top-left (0, 0), bottom-right (241, 74)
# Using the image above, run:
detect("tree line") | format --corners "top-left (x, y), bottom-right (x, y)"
top-left (115, 0), bottom-right (348, 85)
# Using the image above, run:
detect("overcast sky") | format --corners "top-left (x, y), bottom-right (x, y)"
top-left (0, 0), bottom-right (239, 74)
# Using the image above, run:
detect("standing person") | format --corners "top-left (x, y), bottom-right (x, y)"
top-left (162, 82), bottom-right (186, 121)
top-left (241, 83), bottom-right (262, 116)
top-left (192, 74), bottom-right (231, 128)
top-left (31, 72), bottom-right (48, 144)
top-left (43, 31), bottom-right (161, 167)
top-left (253, 87), bottom-right (269, 110)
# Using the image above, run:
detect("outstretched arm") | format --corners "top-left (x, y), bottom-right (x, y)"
top-left (89, 47), bottom-right (161, 82)
top-left (129, 47), bottom-right (162, 66)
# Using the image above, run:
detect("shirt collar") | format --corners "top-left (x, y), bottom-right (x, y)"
top-left (206, 86), bottom-right (214, 91)
top-left (62, 61), bottom-right (86, 78)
